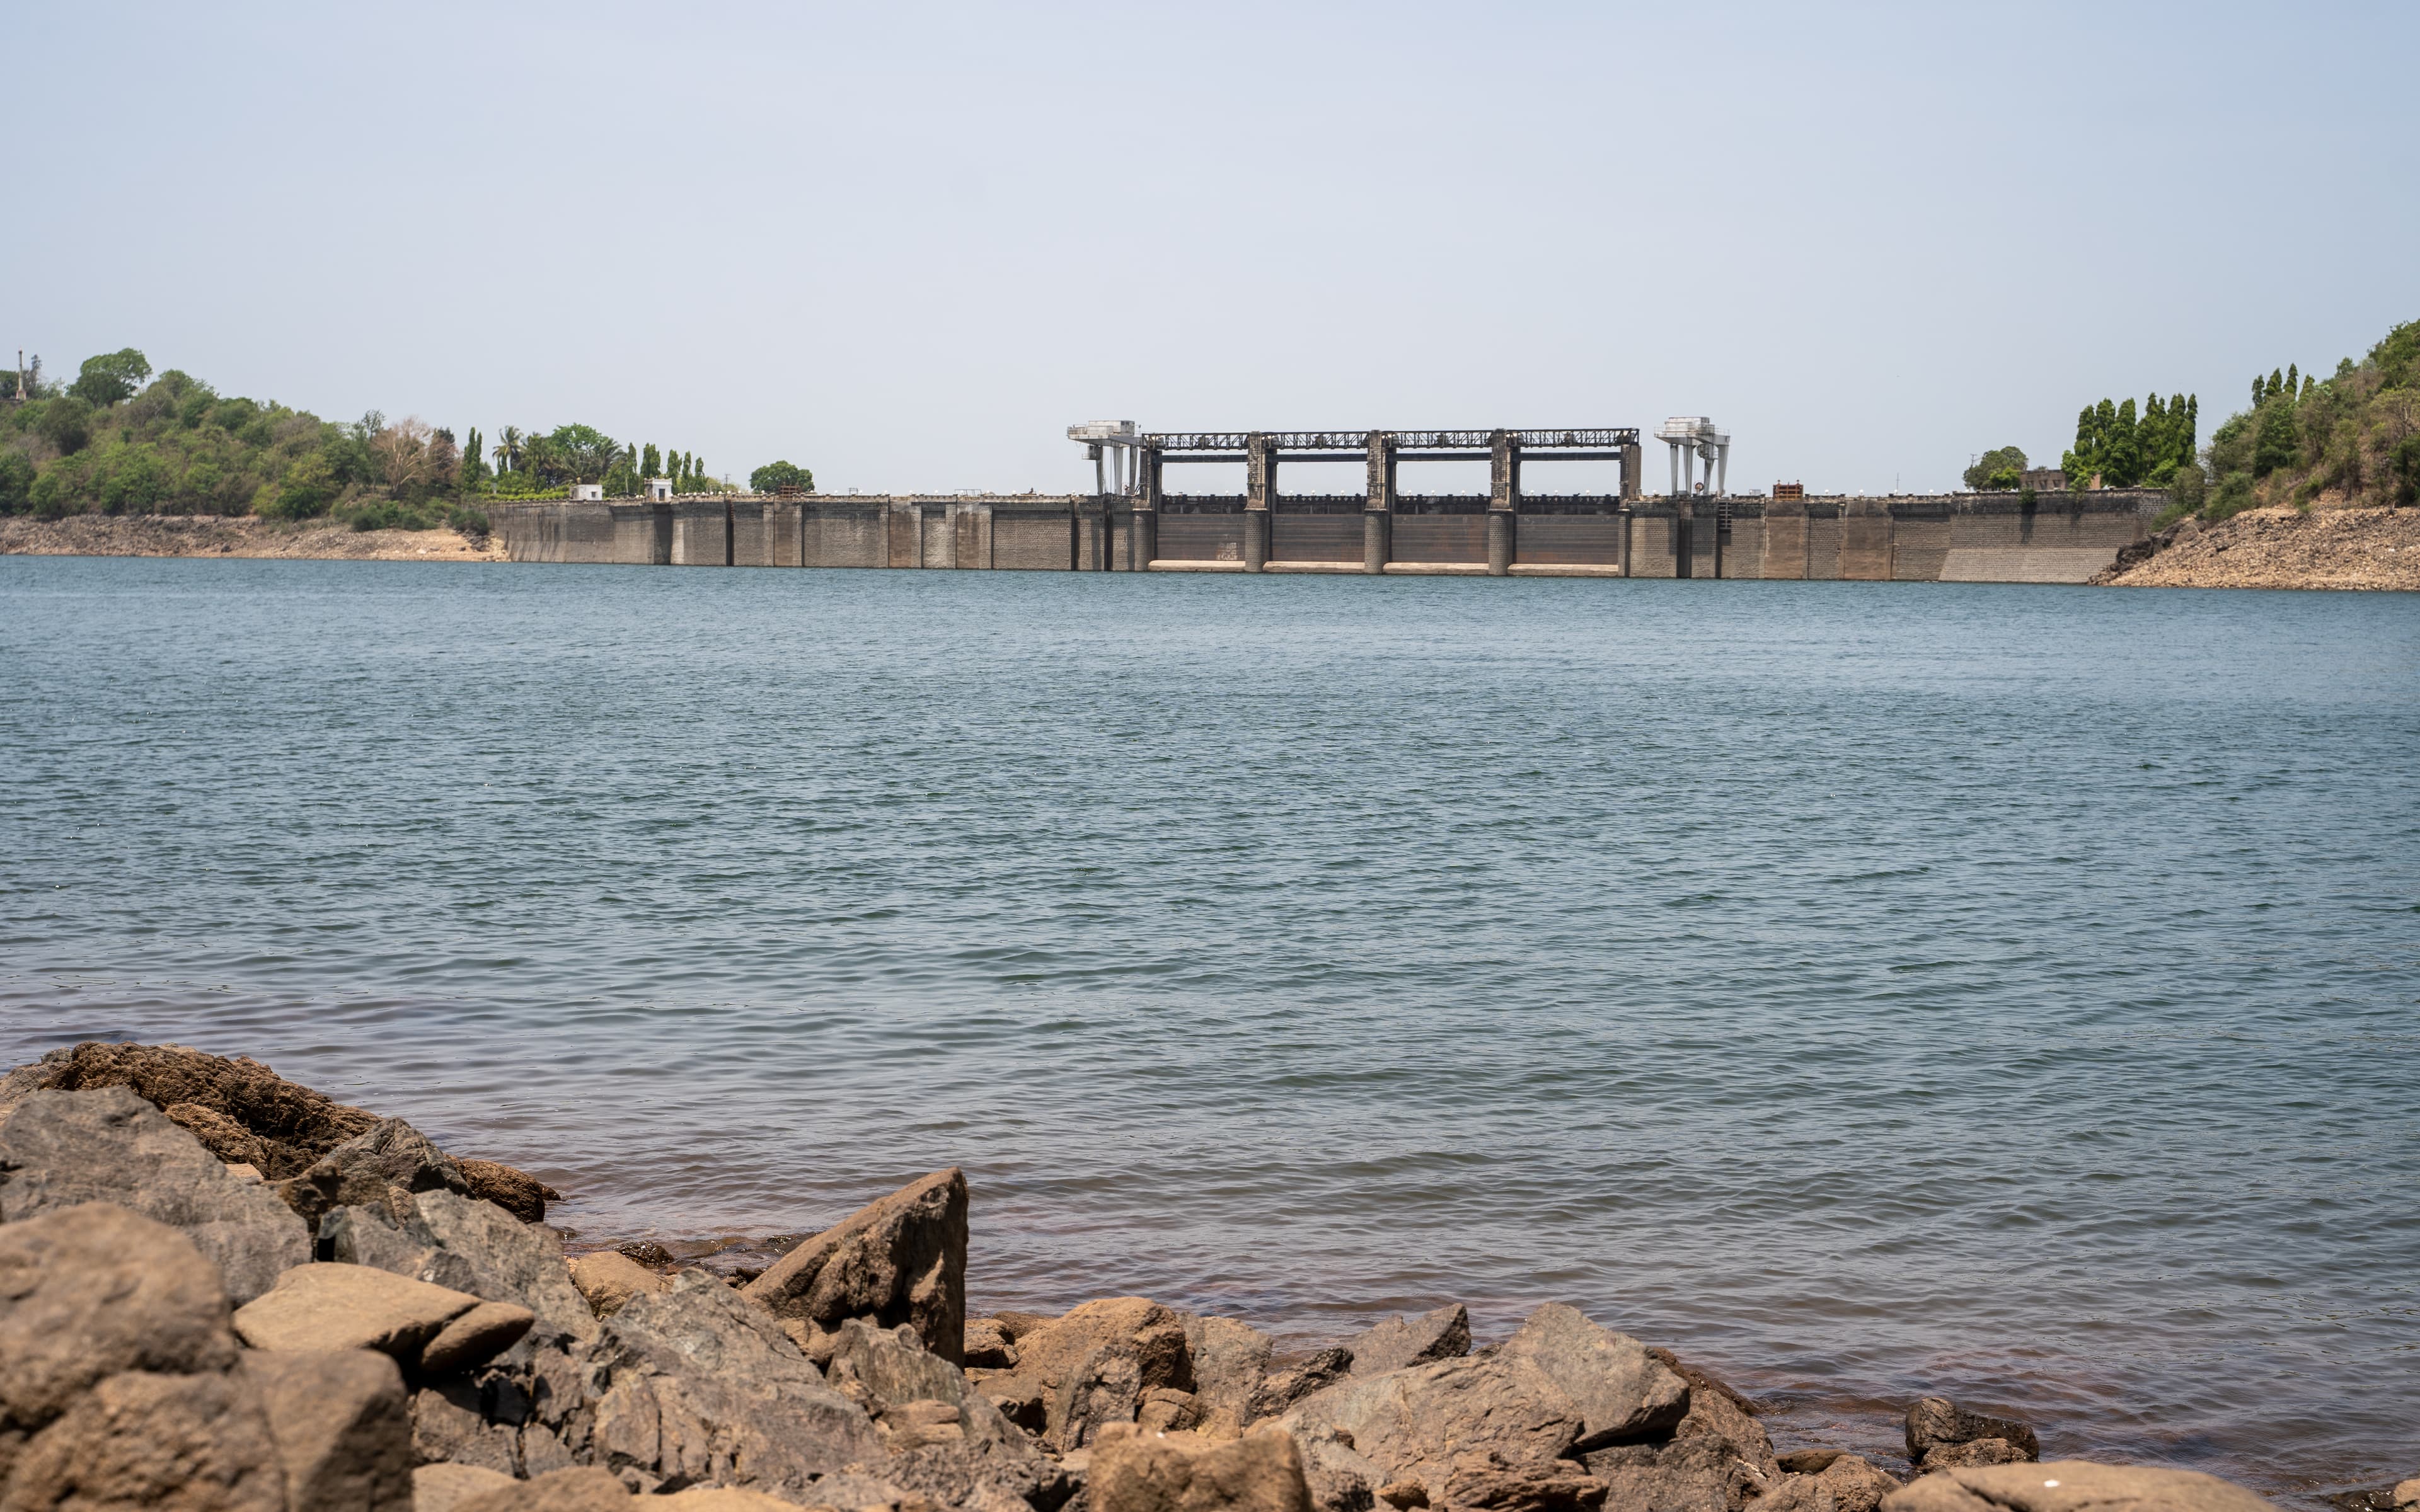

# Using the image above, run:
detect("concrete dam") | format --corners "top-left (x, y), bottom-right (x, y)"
top-left (491, 426), bottom-right (2166, 583)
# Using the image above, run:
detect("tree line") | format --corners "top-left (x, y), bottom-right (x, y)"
top-left (1, 349), bottom-right (816, 529)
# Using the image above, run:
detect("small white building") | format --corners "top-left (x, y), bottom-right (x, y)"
top-left (645, 478), bottom-right (672, 501)
top-left (569, 483), bottom-right (604, 501)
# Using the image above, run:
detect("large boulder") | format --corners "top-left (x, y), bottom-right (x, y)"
top-left (0, 1087), bottom-right (310, 1304)
top-left (1277, 1352), bottom-right (1586, 1507)
top-left (0, 1202), bottom-right (242, 1432)
top-left (241, 1349), bottom-right (414, 1512)
top-left (234, 1263), bottom-right (485, 1362)
top-left (1, 1368), bottom-right (287, 1512)
top-left (1654, 1353), bottom-right (1773, 1482)
top-left (988, 1297), bottom-right (1196, 1450)
top-left (588, 1269), bottom-right (884, 1498)
top-left (1443, 1450), bottom-right (1611, 1512)
top-left (1903, 1400), bottom-right (2038, 1467)
top-left (1344, 1307), bottom-right (1470, 1379)
top-left (1497, 1306), bottom-right (1688, 1452)
top-left (739, 1168), bottom-right (968, 1366)
top-left (1184, 1315), bottom-right (1277, 1435)
top-left (1879, 1460), bottom-right (2276, 1512)
top-left (569, 1253), bottom-right (672, 1319)
top-left (1091, 1423), bottom-right (1315, 1512)
top-left (1774, 1455), bottom-right (1902, 1512)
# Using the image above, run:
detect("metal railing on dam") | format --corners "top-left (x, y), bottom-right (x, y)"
top-left (490, 488), bottom-right (2172, 584)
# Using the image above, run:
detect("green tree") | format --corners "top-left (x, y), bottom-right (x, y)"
top-left (69, 348), bottom-right (153, 408)
top-left (640, 443), bottom-right (661, 479)
top-left (0, 449), bottom-right (33, 513)
top-left (2252, 397), bottom-right (2298, 477)
top-left (750, 460), bottom-right (814, 494)
top-left (262, 453), bottom-right (340, 519)
top-left (1961, 447), bottom-right (2025, 491)
top-left (35, 396), bottom-right (95, 455)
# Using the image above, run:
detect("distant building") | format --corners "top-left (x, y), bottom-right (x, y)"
top-left (1773, 482), bottom-right (1804, 500)
top-left (570, 483), bottom-right (604, 501)
top-left (2020, 467), bottom-right (2066, 492)
top-left (645, 478), bottom-right (672, 501)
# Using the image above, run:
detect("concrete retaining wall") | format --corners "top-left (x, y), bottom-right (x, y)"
top-left (492, 488), bottom-right (2167, 584)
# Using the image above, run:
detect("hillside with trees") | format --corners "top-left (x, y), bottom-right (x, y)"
top-left (0, 349), bottom-right (807, 532)
top-left (2189, 321), bottom-right (2419, 521)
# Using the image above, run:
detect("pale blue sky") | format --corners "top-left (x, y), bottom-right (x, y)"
top-left (8, 2), bottom-right (2414, 495)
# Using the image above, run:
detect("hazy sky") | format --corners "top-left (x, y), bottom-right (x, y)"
top-left (8, 3), bottom-right (2415, 495)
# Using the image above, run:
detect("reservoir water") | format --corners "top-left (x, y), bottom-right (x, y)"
top-left (2, 555), bottom-right (2414, 1502)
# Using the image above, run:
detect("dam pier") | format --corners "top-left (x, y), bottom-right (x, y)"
top-left (492, 423), bottom-right (2167, 584)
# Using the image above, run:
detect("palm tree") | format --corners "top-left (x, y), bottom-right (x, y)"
top-left (493, 426), bottom-right (523, 475)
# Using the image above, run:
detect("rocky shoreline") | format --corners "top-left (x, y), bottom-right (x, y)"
top-left (0, 515), bottom-right (505, 562)
top-left (0, 1043), bottom-right (2406, 1512)
top-left (2092, 505), bottom-right (2419, 590)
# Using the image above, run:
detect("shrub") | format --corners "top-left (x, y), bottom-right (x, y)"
top-left (2202, 470), bottom-right (2256, 524)
top-left (446, 506), bottom-right (490, 541)
top-left (0, 450), bottom-right (32, 514)
top-left (34, 396), bottom-right (93, 455)
top-left (344, 500), bottom-right (439, 532)
top-left (260, 454), bottom-right (339, 520)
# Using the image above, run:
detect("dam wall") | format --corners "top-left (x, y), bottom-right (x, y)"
top-left (493, 489), bottom-right (2167, 583)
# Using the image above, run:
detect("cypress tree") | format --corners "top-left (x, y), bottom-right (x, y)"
top-left (2266, 369), bottom-right (2284, 402)
top-left (2286, 363), bottom-right (2298, 396)
top-left (642, 443), bottom-right (660, 478)
top-left (2182, 396), bottom-right (2198, 466)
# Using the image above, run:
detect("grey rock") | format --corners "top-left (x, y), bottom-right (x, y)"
top-left (1919, 1442), bottom-right (2027, 1473)
top-left (1182, 1316), bottom-right (1276, 1434)
top-left (1903, 1400), bottom-right (2039, 1465)
top-left (411, 1382), bottom-right (522, 1475)
top-left (1291, 1424), bottom-right (1383, 1512)
top-left (0, 1043), bottom-right (377, 1179)
top-left (1441, 1450), bottom-right (1610, 1512)
top-left (233, 1263), bottom-right (480, 1363)
top-left (0, 1087), bottom-right (311, 1303)
top-left (824, 1319), bottom-right (1035, 1461)
top-left (0, 1201), bottom-right (241, 1431)
top-left (1278, 1353), bottom-right (1584, 1499)
top-left (740, 1168), bottom-right (967, 1365)
top-left (1663, 1363), bottom-right (1775, 1482)
top-left (1497, 1305), bottom-right (1689, 1451)
top-left (587, 1270), bottom-right (883, 1499)
top-left (1581, 1435), bottom-right (1768, 1512)
top-left (323, 1191), bottom-right (596, 1361)
top-left (422, 1302), bottom-right (540, 1378)
top-left (1344, 1307), bottom-right (1470, 1380)
top-left (3, 1368), bottom-right (286, 1512)
top-left (413, 1463), bottom-right (518, 1512)
top-left (241, 1349), bottom-right (413, 1512)
top-left (1877, 1460), bottom-right (2277, 1512)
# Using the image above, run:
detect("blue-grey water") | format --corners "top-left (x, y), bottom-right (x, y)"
top-left (2, 555), bottom-right (2414, 1501)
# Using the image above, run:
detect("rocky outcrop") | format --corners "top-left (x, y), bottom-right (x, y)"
top-left (0, 1043), bottom-right (555, 1221)
top-left (1344, 1307), bottom-right (1470, 1379)
top-left (1497, 1305), bottom-right (1690, 1451)
top-left (234, 1263), bottom-right (529, 1375)
top-left (1090, 1423), bottom-right (1314, 1512)
top-left (1903, 1399), bottom-right (2038, 1468)
top-left (0, 1087), bottom-right (310, 1303)
top-left (588, 1269), bottom-right (885, 1498)
top-left (741, 1168), bottom-right (969, 1366)
top-left (1879, 1460), bottom-right (2276, 1512)
top-left (983, 1297), bottom-right (1196, 1451)
top-left (1278, 1351), bottom-right (1586, 1508)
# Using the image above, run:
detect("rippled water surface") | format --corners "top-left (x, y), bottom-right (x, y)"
top-left (3, 556), bottom-right (2415, 1499)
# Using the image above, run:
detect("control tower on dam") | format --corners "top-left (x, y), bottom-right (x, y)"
top-left (490, 421), bottom-right (2168, 584)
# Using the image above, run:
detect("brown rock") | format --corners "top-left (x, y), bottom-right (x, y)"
top-left (419, 1302), bottom-right (539, 1377)
top-left (166, 1104), bottom-right (275, 1170)
top-left (1277, 1353), bottom-right (1585, 1499)
top-left (458, 1160), bottom-right (555, 1225)
top-left (454, 1467), bottom-right (634, 1512)
top-left (1141, 1389), bottom-right (1206, 1435)
top-left (1903, 1400), bottom-right (2037, 1466)
top-left (996, 1311), bottom-right (1060, 1341)
top-left (1877, 1459), bottom-right (2277, 1512)
top-left (0, 1202), bottom-right (242, 1431)
top-left (1377, 1484), bottom-right (1430, 1509)
top-left (408, 1382), bottom-right (519, 1475)
top-left (1091, 1423), bottom-right (1315, 1512)
top-left (411, 1464), bottom-right (517, 1512)
top-left (1182, 1316), bottom-right (1275, 1436)
top-left (233, 1263), bottom-right (479, 1363)
top-left (965, 1317), bottom-right (1019, 1370)
top-left (1756, 1477), bottom-right (1835, 1512)
top-left (995, 1297), bottom-right (1195, 1449)
top-left (1441, 1451), bottom-right (1608, 1512)
top-left (1661, 1360), bottom-right (1774, 1481)
top-left (0, 1043), bottom-right (378, 1179)
top-left (1345, 1308), bottom-right (1470, 1379)
top-left (569, 1252), bottom-right (672, 1319)
top-left (739, 1168), bottom-right (968, 1366)
top-left (1779, 1455), bottom-right (1843, 1475)
top-left (0, 1087), bottom-right (312, 1305)
top-left (240, 1349), bottom-right (412, 1512)
top-left (2, 1368), bottom-right (285, 1512)
top-left (1812, 1456), bottom-right (1903, 1512)
top-left (2392, 1480), bottom-right (2419, 1509)
top-left (1253, 1349), bottom-right (1354, 1423)
top-left (1644, 1350), bottom-right (1758, 1422)
top-left (1497, 1306), bottom-right (1689, 1451)
top-left (1580, 1436), bottom-right (1766, 1512)
top-left (1920, 1442), bottom-right (2027, 1473)
top-left (653, 1490), bottom-right (802, 1512)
